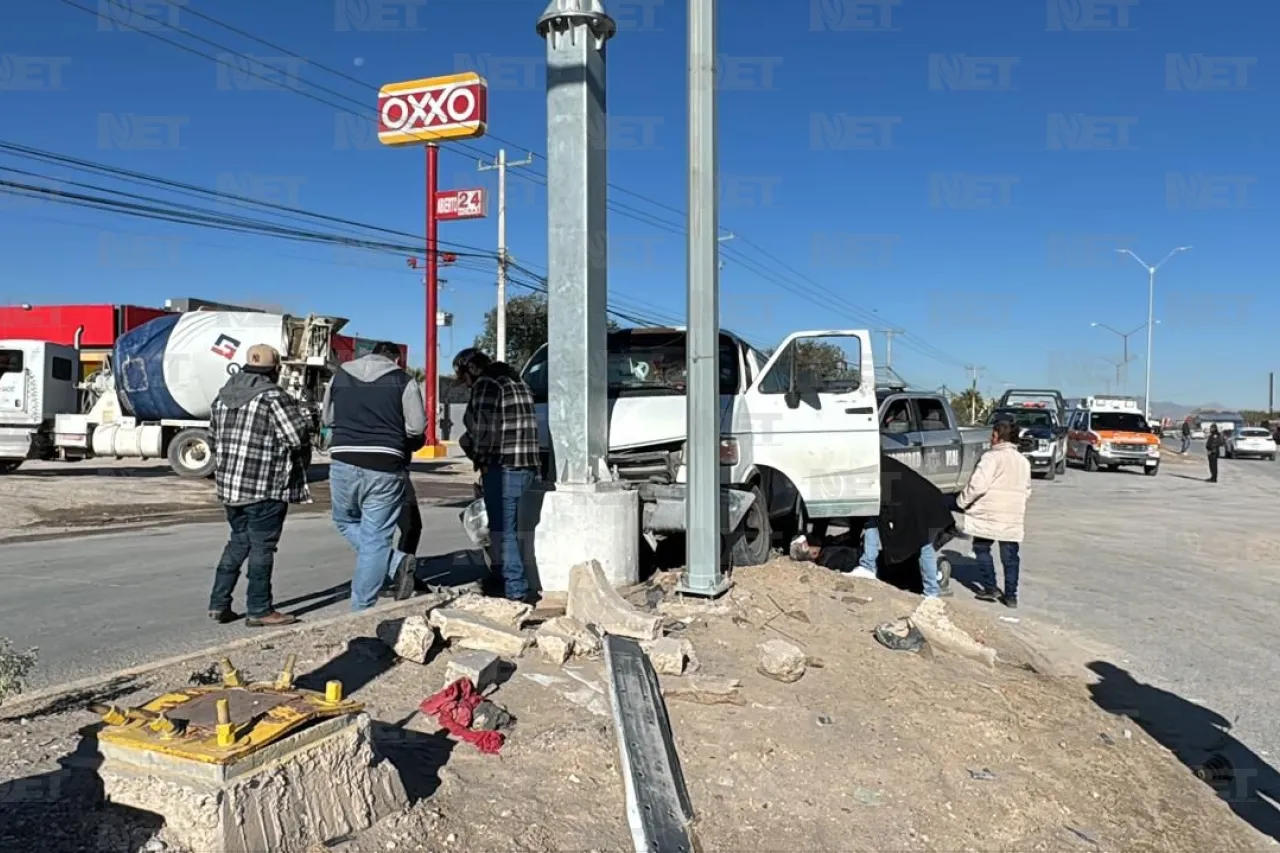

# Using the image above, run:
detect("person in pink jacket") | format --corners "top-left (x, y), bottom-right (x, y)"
top-left (954, 419), bottom-right (1031, 608)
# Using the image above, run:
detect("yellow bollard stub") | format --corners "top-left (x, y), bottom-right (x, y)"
top-left (276, 653), bottom-right (297, 691)
top-left (324, 681), bottom-right (343, 704)
top-left (219, 658), bottom-right (244, 688)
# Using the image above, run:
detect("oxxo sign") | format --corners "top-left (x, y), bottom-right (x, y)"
top-left (436, 188), bottom-right (487, 221)
top-left (377, 72), bottom-right (488, 146)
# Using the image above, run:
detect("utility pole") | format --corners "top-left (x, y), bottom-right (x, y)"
top-left (875, 328), bottom-right (904, 370)
top-left (479, 149), bottom-right (534, 362)
top-left (1269, 371), bottom-right (1274, 417)
top-left (965, 365), bottom-right (984, 425)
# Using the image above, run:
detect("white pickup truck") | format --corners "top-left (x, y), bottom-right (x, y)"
top-left (520, 327), bottom-right (986, 566)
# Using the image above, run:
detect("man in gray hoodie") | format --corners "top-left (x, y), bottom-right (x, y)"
top-left (322, 342), bottom-right (427, 610)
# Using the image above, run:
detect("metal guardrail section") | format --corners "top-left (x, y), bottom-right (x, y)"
top-left (603, 635), bottom-right (695, 853)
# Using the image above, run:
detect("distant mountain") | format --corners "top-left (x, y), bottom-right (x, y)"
top-left (1148, 401), bottom-right (1233, 419)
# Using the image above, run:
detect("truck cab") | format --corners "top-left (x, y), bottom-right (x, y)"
top-left (987, 388), bottom-right (1069, 480)
top-left (876, 387), bottom-right (989, 493)
top-left (0, 340), bottom-right (80, 473)
top-left (521, 327), bottom-right (882, 565)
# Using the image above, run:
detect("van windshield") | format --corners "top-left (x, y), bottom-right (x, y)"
top-left (1091, 412), bottom-right (1149, 432)
top-left (522, 331), bottom-right (741, 401)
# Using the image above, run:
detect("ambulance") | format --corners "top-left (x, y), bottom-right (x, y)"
top-left (1065, 395), bottom-right (1161, 476)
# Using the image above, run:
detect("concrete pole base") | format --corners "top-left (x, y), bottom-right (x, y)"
top-left (527, 482), bottom-right (639, 592)
top-left (98, 713), bottom-right (408, 853)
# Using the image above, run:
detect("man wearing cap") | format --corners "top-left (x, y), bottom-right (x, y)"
top-left (323, 341), bottom-right (427, 610)
top-left (207, 344), bottom-right (315, 627)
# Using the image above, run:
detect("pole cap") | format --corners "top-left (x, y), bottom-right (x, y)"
top-left (536, 0), bottom-right (616, 41)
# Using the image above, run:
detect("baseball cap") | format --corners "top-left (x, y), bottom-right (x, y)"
top-left (245, 344), bottom-right (281, 368)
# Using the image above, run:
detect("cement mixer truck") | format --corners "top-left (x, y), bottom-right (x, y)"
top-left (0, 310), bottom-right (345, 477)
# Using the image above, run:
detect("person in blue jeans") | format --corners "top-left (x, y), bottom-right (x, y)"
top-left (454, 348), bottom-right (541, 604)
top-left (322, 342), bottom-right (426, 611)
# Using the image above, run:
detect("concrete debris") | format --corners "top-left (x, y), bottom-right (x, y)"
top-left (444, 651), bottom-right (503, 693)
top-left (536, 615), bottom-right (602, 661)
top-left (658, 599), bottom-right (734, 620)
top-left (473, 699), bottom-right (514, 731)
top-left (447, 593), bottom-right (534, 629)
top-left (536, 633), bottom-right (573, 665)
top-left (661, 677), bottom-right (743, 705)
top-left (910, 597), bottom-right (997, 668)
top-left (99, 713), bottom-right (407, 853)
top-left (757, 639), bottom-right (808, 683)
top-left (566, 560), bottom-right (663, 641)
top-left (641, 637), bottom-right (696, 676)
top-left (429, 609), bottom-right (532, 658)
top-left (376, 616), bottom-right (438, 664)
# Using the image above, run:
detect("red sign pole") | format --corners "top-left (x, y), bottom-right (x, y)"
top-left (425, 142), bottom-right (440, 453)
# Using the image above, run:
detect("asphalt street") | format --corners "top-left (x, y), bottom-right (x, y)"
top-left (2, 505), bottom-right (478, 690)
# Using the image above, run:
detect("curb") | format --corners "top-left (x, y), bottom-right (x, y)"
top-left (0, 594), bottom-right (431, 720)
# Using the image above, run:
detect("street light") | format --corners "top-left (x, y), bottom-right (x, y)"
top-left (1090, 321), bottom-right (1159, 392)
top-left (1116, 246), bottom-right (1192, 418)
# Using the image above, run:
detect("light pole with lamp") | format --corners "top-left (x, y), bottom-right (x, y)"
top-left (1090, 321), bottom-right (1157, 393)
top-left (1116, 246), bottom-right (1192, 418)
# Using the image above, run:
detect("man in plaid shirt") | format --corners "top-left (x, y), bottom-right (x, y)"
top-left (207, 344), bottom-right (314, 627)
top-left (454, 348), bottom-right (540, 603)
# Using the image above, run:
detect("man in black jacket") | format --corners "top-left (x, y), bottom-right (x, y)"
top-left (323, 342), bottom-right (426, 610)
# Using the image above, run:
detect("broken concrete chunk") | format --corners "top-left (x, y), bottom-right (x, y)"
top-left (566, 560), bottom-right (662, 641)
top-left (909, 598), bottom-right (996, 668)
top-left (375, 615), bottom-right (437, 664)
top-left (447, 593), bottom-right (534, 629)
top-left (538, 615), bottom-right (601, 657)
top-left (658, 599), bottom-right (734, 620)
top-left (536, 634), bottom-right (572, 665)
top-left (444, 651), bottom-right (502, 693)
top-left (757, 639), bottom-right (808, 683)
top-left (429, 608), bottom-right (532, 658)
top-left (661, 677), bottom-right (743, 705)
top-left (641, 637), bottom-right (695, 676)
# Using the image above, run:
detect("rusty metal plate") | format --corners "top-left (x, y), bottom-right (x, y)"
top-left (167, 689), bottom-right (293, 728)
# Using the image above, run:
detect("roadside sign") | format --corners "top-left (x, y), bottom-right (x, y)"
top-left (377, 72), bottom-right (488, 146)
top-left (435, 188), bottom-right (487, 220)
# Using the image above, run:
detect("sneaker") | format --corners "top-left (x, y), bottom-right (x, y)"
top-left (1000, 594), bottom-right (1018, 609)
top-left (973, 586), bottom-right (1001, 603)
top-left (843, 566), bottom-right (877, 579)
top-left (208, 608), bottom-right (238, 624)
top-left (392, 554), bottom-right (417, 601)
top-left (245, 611), bottom-right (299, 628)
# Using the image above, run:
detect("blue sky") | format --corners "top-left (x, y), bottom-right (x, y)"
top-left (0, 0), bottom-right (1273, 407)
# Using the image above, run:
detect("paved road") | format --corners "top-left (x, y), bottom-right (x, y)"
top-left (2, 505), bottom-right (479, 690)
top-left (949, 446), bottom-right (1280, 843)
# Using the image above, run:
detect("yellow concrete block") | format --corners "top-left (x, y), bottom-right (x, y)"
top-left (413, 444), bottom-right (449, 459)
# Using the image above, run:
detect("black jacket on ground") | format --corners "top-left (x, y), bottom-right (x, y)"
top-left (877, 454), bottom-right (957, 565)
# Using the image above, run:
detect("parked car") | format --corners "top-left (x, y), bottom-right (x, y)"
top-left (1225, 427), bottom-right (1277, 461)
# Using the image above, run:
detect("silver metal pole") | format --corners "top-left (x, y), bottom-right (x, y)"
top-left (1144, 265), bottom-right (1154, 418)
top-left (537, 0), bottom-right (615, 485)
top-left (681, 0), bottom-right (727, 596)
top-left (495, 148), bottom-right (508, 361)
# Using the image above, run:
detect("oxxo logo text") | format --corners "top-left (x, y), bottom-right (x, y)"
top-left (96, 232), bottom-right (185, 270)
top-left (215, 173), bottom-right (306, 208)
top-left (810, 0), bottom-right (900, 31)
top-left (1046, 0), bottom-right (1138, 32)
top-left (809, 113), bottom-right (900, 150)
top-left (809, 232), bottom-right (899, 269)
top-left (215, 54), bottom-right (305, 92)
top-left (334, 0), bottom-right (427, 32)
top-left (1046, 113), bottom-right (1137, 151)
top-left (97, 0), bottom-right (187, 31)
top-left (378, 77), bottom-right (487, 145)
top-left (1046, 233), bottom-right (1136, 269)
top-left (1166, 54), bottom-right (1256, 92)
top-left (97, 113), bottom-right (187, 150)
top-left (928, 54), bottom-right (1019, 92)
top-left (0, 54), bottom-right (70, 91)
top-left (1165, 173), bottom-right (1256, 210)
top-left (929, 174), bottom-right (1018, 210)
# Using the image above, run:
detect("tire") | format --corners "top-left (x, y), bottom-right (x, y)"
top-left (167, 428), bottom-right (216, 479)
top-left (1056, 455), bottom-right (1067, 475)
top-left (1043, 463), bottom-right (1056, 481)
top-left (0, 460), bottom-right (23, 474)
top-left (1144, 463), bottom-right (1159, 477)
top-left (1270, 455), bottom-right (1277, 462)
top-left (1084, 448), bottom-right (1099, 472)
top-left (730, 483), bottom-right (773, 567)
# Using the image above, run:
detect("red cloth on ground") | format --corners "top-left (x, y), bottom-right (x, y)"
top-left (419, 678), bottom-right (504, 754)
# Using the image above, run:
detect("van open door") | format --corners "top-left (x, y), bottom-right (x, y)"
top-left (740, 330), bottom-right (880, 519)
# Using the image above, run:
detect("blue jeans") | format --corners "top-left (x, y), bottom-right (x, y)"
top-left (859, 519), bottom-right (941, 596)
top-left (210, 500), bottom-right (288, 618)
top-left (329, 460), bottom-right (408, 611)
top-left (973, 538), bottom-right (1021, 598)
top-left (482, 465), bottom-right (536, 600)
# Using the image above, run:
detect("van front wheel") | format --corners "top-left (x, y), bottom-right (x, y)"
top-left (730, 484), bottom-right (773, 567)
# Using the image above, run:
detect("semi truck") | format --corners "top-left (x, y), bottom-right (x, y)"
top-left (0, 310), bottom-right (345, 477)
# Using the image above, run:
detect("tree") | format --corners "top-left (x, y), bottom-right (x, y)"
top-left (474, 293), bottom-right (618, 372)
top-left (950, 388), bottom-right (992, 426)
top-left (794, 340), bottom-right (850, 380)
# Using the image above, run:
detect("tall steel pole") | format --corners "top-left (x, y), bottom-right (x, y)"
top-left (682, 0), bottom-right (726, 596)
top-left (424, 143), bottom-right (440, 451)
top-left (1090, 322), bottom-right (1146, 392)
top-left (1118, 246), bottom-right (1191, 419)
top-left (479, 149), bottom-right (534, 362)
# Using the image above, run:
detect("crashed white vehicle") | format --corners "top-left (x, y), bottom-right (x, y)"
top-left (515, 327), bottom-right (883, 566)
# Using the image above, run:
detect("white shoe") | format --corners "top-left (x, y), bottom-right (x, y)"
top-left (843, 566), bottom-right (877, 579)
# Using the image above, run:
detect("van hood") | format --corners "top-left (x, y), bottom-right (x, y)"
top-left (535, 394), bottom-right (733, 450)
top-left (1094, 430), bottom-right (1158, 445)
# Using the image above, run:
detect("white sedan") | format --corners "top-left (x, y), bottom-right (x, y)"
top-left (1225, 427), bottom-right (1277, 460)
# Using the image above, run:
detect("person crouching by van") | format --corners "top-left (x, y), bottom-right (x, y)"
top-left (954, 419), bottom-right (1031, 608)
